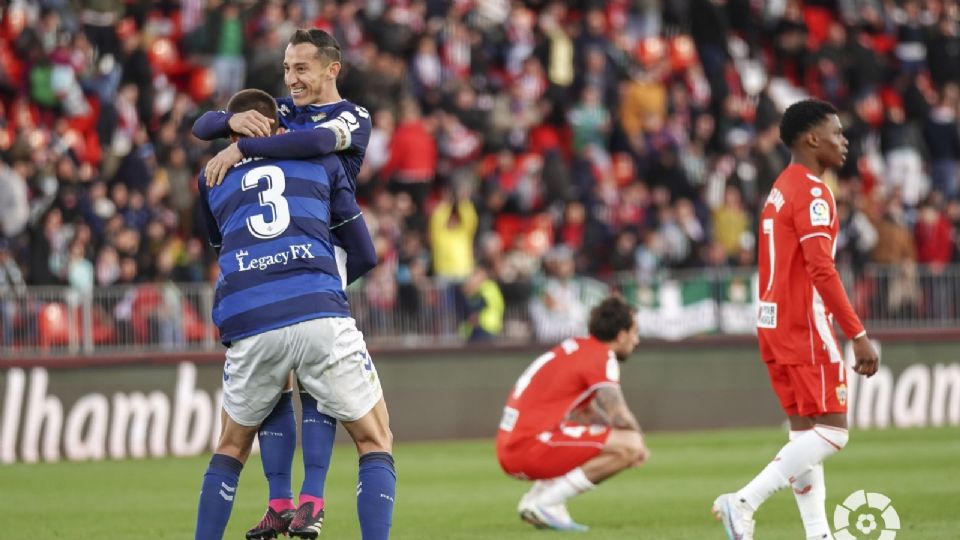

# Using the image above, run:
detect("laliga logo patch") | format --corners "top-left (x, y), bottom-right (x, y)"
top-left (810, 198), bottom-right (831, 226)
top-left (836, 383), bottom-right (848, 406)
top-left (833, 490), bottom-right (900, 539)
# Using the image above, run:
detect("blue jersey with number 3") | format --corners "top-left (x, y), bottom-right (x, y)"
top-left (199, 154), bottom-right (361, 344)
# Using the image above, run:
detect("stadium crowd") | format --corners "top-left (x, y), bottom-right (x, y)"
top-left (1, 0), bottom-right (959, 344)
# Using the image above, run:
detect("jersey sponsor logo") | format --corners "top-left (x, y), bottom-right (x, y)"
top-left (311, 112), bottom-right (327, 122)
top-left (766, 188), bottom-right (785, 212)
top-left (279, 104), bottom-right (291, 116)
top-left (809, 198), bottom-right (830, 226)
top-left (836, 383), bottom-right (848, 406)
top-left (606, 356), bottom-right (620, 382)
top-left (234, 243), bottom-right (316, 272)
top-left (499, 406), bottom-right (519, 431)
top-left (757, 301), bottom-right (778, 328)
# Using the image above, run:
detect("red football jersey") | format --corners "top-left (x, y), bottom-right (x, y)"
top-left (497, 337), bottom-right (620, 442)
top-left (757, 164), bottom-right (865, 365)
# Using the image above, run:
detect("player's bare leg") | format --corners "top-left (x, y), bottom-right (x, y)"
top-left (521, 429), bottom-right (647, 531)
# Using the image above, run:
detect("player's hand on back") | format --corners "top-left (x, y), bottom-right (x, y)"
top-left (206, 143), bottom-right (244, 187)
top-left (228, 110), bottom-right (274, 138)
top-left (851, 335), bottom-right (879, 377)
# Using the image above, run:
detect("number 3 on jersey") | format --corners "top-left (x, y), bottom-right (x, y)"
top-left (243, 165), bottom-right (290, 239)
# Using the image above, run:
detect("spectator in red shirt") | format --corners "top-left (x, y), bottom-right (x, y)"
top-left (381, 98), bottom-right (437, 212)
top-left (915, 197), bottom-right (955, 268)
top-left (915, 196), bottom-right (956, 319)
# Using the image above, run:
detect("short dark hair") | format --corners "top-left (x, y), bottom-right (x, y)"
top-left (588, 296), bottom-right (636, 342)
top-left (779, 99), bottom-right (838, 147)
top-left (226, 89), bottom-right (278, 133)
top-left (289, 28), bottom-right (341, 63)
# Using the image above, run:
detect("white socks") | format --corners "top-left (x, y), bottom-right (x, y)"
top-left (790, 430), bottom-right (831, 539)
top-left (535, 468), bottom-right (596, 507)
top-left (737, 425), bottom-right (848, 513)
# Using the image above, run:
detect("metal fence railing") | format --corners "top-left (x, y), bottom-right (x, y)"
top-left (1, 263), bottom-right (958, 358)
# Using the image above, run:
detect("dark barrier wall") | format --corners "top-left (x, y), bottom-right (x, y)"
top-left (1, 340), bottom-right (958, 463)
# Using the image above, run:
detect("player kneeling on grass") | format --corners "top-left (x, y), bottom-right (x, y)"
top-left (496, 296), bottom-right (648, 531)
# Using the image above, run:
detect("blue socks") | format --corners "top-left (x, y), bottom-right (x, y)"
top-left (357, 452), bottom-right (396, 540)
top-left (259, 391), bottom-right (296, 504)
top-left (195, 454), bottom-right (243, 540)
top-left (300, 391), bottom-right (337, 501)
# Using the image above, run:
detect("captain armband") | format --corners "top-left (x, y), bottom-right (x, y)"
top-left (318, 117), bottom-right (352, 151)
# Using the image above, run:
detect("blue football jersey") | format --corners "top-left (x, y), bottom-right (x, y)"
top-left (199, 154), bottom-right (362, 344)
top-left (274, 97), bottom-right (371, 184)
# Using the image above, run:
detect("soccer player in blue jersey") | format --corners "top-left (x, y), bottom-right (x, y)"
top-left (193, 89), bottom-right (394, 540)
top-left (192, 29), bottom-right (372, 539)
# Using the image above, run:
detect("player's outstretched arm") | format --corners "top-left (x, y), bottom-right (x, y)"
top-left (592, 386), bottom-right (640, 432)
top-left (192, 110), bottom-right (274, 140)
top-left (205, 122), bottom-right (360, 187)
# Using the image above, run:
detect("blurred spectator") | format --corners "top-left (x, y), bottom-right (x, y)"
top-left (0, 161), bottom-right (29, 239)
top-left (712, 185), bottom-right (750, 263)
top-left (529, 246), bottom-right (606, 342)
top-left (871, 194), bottom-right (920, 317)
top-left (458, 265), bottom-right (504, 342)
top-left (915, 196), bottom-right (955, 319)
top-left (429, 184), bottom-right (478, 282)
top-left (881, 105), bottom-right (929, 206)
top-left (66, 239), bottom-right (94, 294)
top-left (382, 99), bottom-right (436, 211)
top-left (923, 88), bottom-right (960, 199)
top-left (568, 85), bottom-right (611, 153)
top-left (0, 238), bottom-right (26, 344)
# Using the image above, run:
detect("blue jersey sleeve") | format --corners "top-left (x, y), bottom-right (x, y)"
top-left (238, 129), bottom-right (340, 159)
top-left (197, 172), bottom-right (222, 250)
top-left (192, 111), bottom-right (233, 140)
top-left (328, 161), bottom-right (362, 225)
top-left (347, 107), bottom-right (371, 154)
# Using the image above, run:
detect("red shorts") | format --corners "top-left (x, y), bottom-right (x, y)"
top-left (497, 423), bottom-right (611, 480)
top-left (766, 361), bottom-right (849, 417)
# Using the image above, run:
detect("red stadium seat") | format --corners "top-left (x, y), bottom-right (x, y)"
top-left (181, 303), bottom-right (209, 342)
top-left (38, 303), bottom-right (71, 348)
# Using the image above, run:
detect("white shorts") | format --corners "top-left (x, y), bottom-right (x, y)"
top-left (222, 317), bottom-right (383, 426)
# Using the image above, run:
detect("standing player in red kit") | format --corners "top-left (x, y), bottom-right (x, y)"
top-left (713, 99), bottom-right (879, 540)
top-left (497, 297), bottom-right (648, 531)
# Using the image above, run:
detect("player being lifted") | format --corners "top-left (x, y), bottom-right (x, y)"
top-left (192, 29), bottom-right (370, 539)
top-left (496, 296), bottom-right (649, 531)
top-left (713, 99), bottom-right (879, 540)
top-left (193, 89), bottom-right (394, 540)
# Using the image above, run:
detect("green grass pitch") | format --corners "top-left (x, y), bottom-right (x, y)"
top-left (1, 426), bottom-right (957, 539)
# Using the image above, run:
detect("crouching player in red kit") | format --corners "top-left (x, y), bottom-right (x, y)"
top-left (712, 99), bottom-right (879, 540)
top-left (496, 296), bottom-right (649, 531)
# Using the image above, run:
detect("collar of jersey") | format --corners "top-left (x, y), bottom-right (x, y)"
top-left (303, 99), bottom-right (346, 110)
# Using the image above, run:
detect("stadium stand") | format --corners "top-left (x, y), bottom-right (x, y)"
top-left (0, 1), bottom-right (958, 353)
